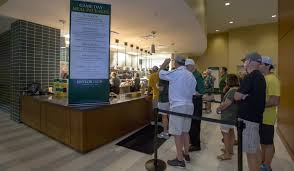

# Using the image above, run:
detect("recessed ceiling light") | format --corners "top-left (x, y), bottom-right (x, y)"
top-left (229, 21), bottom-right (234, 24)
top-left (216, 29), bottom-right (220, 32)
top-left (272, 15), bottom-right (277, 18)
top-left (225, 2), bottom-right (231, 6)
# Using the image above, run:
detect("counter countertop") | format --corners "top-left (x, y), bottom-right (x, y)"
top-left (29, 93), bottom-right (148, 111)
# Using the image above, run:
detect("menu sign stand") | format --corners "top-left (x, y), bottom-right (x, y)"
top-left (69, 0), bottom-right (111, 105)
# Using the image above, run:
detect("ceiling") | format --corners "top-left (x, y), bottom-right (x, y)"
top-left (0, 0), bottom-right (207, 55)
top-left (207, 0), bottom-right (278, 33)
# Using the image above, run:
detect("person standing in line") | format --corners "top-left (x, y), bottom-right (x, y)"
top-left (259, 56), bottom-right (280, 171)
top-left (204, 69), bottom-right (215, 113)
top-left (185, 59), bottom-right (205, 152)
top-left (216, 74), bottom-right (239, 160)
top-left (157, 66), bottom-right (170, 139)
top-left (147, 66), bottom-right (160, 109)
top-left (234, 52), bottom-right (266, 171)
top-left (159, 56), bottom-right (196, 168)
top-left (133, 72), bottom-right (141, 92)
top-left (110, 72), bottom-right (120, 94)
top-left (219, 67), bottom-right (228, 99)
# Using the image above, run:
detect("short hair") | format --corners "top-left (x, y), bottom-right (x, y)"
top-left (222, 67), bottom-right (228, 72)
top-left (265, 64), bottom-right (274, 71)
top-left (226, 74), bottom-right (239, 87)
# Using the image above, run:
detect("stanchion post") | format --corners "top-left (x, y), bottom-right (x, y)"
top-left (237, 120), bottom-right (245, 171)
top-left (145, 108), bottom-right (166, 171)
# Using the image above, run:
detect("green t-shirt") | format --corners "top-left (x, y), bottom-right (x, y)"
top-left (193, 71), bottom-right (205, 94)
top-left (221, 87), bottom-right (238, 121)
top-left (219, 74), bottom-right (227, 93)
top-left (159, 79), bottom-right (169, 103)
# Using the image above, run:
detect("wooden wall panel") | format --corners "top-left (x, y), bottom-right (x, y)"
top-left (20, 96), bottom-right (41, 130)
top-left (70, 110), bottom-right (85, 151)
top-left (44, 103), bottom-right (70, 144)
top-left (278, 0), bottom-right (294, 160)
top-left (278, 0), bottom-right (294, 40)
top-left (85, 99), bottom-right (151, 151)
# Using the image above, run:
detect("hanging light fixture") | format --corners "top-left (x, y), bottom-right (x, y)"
top-left (151, 31), bottom-right (156, 53)
top-left (115, 39), bottom-right (119, 66)
top-left (124, 42), bottom-right (128, 66)
top-left (59, 20), bottom-right (66, 48)
top-left (130, 44), bottom-right (134, 68)
top-left (136, 46), bottom-right (139, 70)
top-left (145, 50), bottom-right (148, 69)
top-left (140, 48), bottom-right (143, 70)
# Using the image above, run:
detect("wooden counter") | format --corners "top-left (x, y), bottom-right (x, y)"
top-left (21, 94), bottom-right (152, 153)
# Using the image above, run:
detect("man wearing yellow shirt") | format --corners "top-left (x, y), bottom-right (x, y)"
top-left (148, 66), bottom-right (160, 108)
top-left (259, 56), bottom-right (280, 171)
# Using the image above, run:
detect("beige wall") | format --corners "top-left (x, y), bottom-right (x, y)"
top-left (196, 32), bottom-right (228, 71)
top-left (197, 23), bottom-right (278, 73)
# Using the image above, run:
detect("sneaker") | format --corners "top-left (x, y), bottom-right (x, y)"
top-left (260, 163), bottom-right (265, 170)
top-left (260, 164), bottom-right (272, 171)
top-left (167, 158), bottom-right (185, 168)
top-left (189, 145), bottom-right (201, 152)
top-left (157, 132), bottom-right (169, 139)
top-left (182, 152), bottom-right (191, 162)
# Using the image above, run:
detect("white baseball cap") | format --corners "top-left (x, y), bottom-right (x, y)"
top-left (185, 59), bottom-right (195, 66)
top-left (261, 56), bottom-right (273, 66)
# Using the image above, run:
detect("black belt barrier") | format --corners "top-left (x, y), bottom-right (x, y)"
top-left (145, 108), bottom-right (245, 171)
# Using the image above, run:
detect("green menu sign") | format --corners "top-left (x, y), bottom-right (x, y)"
top-left (69, 0), bottom-right (111, 104)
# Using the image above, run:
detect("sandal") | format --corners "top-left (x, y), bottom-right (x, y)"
top-left (221, 148), bottom-right (234, 155)
top-left (217, 154), bottom-right (232, 161)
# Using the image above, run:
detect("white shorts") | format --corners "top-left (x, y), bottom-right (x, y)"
top-left (220, 124), bottom-right (235, 133)
top-left (169, 105), bottom-right (194, 136)
top-left (239, 119), bottom-right (260, 154)
top-left (158, 102), bottom-right (170, 115)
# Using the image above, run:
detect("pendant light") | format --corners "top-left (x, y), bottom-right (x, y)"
top-left (140, 48), bottom-right (143, 70)
top-left (145, 50), bottom-right (148, 69)
top-left (136, 46), bottom-right (139, 70)
top-left (124, 42), bottom-right (128, 66)
top-left (151, 31), bottom-right (156, 53)
top-left (115, 39), bottom-right (119, 66)
top-left (130, 44), bottom-right (134, 68)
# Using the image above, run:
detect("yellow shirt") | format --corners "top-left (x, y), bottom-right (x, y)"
top-left (148, 72), bottom-right (159, 100)
top-left (263, 74), bottom-right (280, 125)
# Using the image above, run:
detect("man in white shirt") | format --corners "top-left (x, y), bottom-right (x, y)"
top-left (159, 56), bottom-right (196, 168)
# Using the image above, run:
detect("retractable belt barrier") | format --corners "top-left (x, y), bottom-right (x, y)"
top-left (145, 108), bottom-right (246, 171)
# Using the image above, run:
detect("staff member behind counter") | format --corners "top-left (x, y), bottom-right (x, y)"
top-left (185, 59), bottom-right (206, 152)
top-left (110, 72), bottom-right (120, 94)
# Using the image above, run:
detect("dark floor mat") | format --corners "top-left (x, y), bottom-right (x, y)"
top-left (116, 124), bottom-right (167, 155)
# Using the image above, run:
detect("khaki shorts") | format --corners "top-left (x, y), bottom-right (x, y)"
top-left (158, 102), bottom-right (170, 115)
top-left (239, 119), bottom-right (260, 154)
top-left (169, 105), bottom-right (194, 136)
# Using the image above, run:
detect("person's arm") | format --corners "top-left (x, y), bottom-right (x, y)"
top-left (265, 77), bottom-right (280, 107)
top-left (159, 59), bottom-right (173, 81)
top-left (159, 58), bottom-right (170, 71)
top-left (234, 74), bottom-right (251, 101)
top-left (266, 96), bottom-right (280, 107)
top-left (234, 92), bottom-right (247, 101)
top-left (217, 98), bottom-right (233, 112)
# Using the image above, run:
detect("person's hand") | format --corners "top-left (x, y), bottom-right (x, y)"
top-left (216, 106), bottom-right (221, 114)
top-left (216, 106), bottom-right (222, 114)
top-left (242, 94), bottom-right (249, 100)
top-left (163, 58), bottom-right (171, 65)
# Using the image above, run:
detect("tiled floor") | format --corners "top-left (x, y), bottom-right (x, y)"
top-left (0, 103), bottom-right (293, 171)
